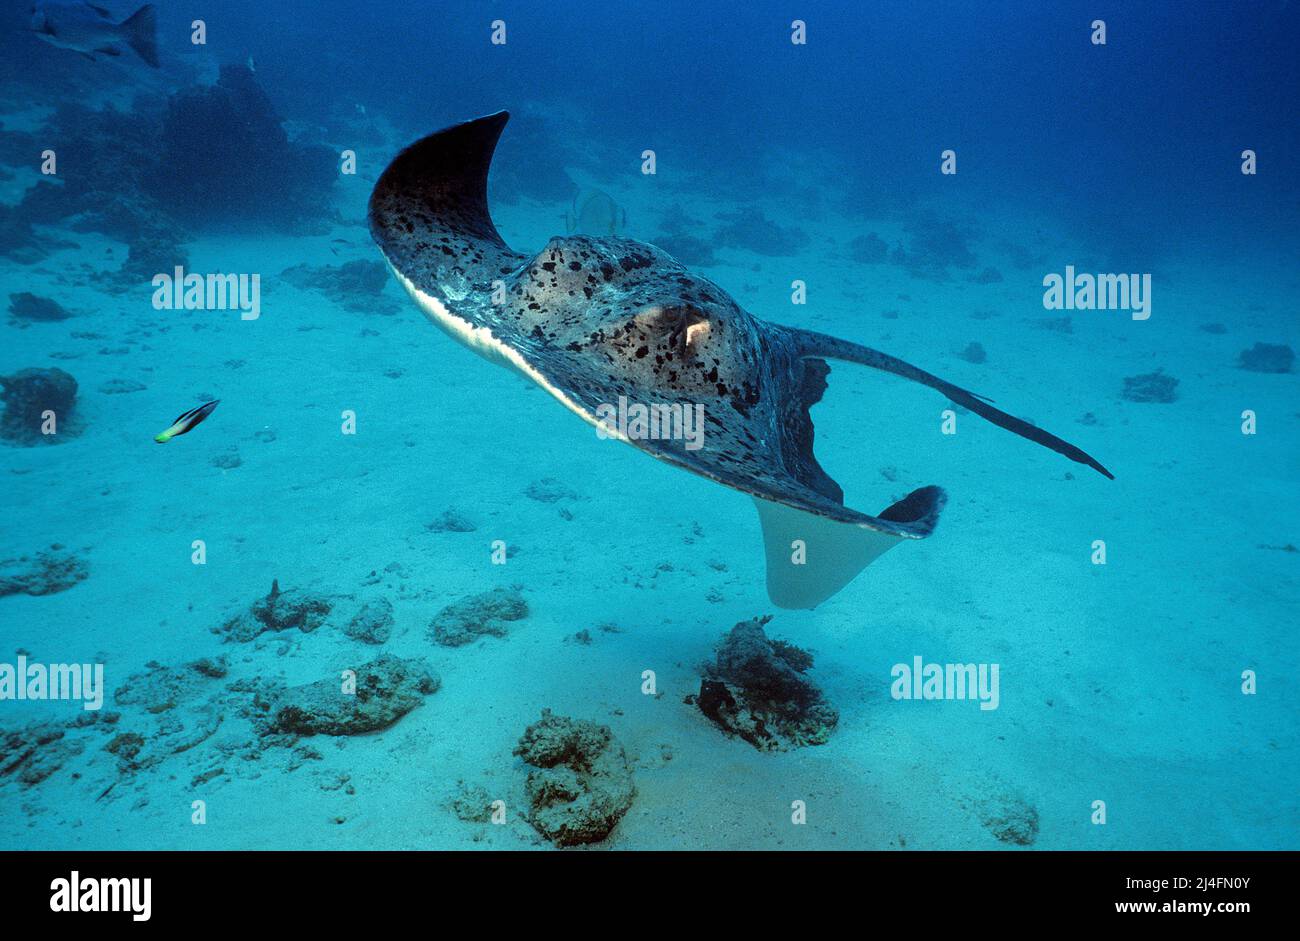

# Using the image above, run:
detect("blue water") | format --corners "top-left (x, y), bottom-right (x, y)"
top-left (0, 0), bottom-right (1295, 850)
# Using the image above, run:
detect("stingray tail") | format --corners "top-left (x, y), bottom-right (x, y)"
top-left (785, 327), bottom-right (1114, 479)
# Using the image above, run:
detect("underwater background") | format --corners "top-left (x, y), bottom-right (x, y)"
top-left (0, 0), bottom-right (1296, 850)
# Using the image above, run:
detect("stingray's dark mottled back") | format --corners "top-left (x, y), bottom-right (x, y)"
top-left (369, 112), bottom-right (1109, 608)
top-left (368, 110), bottom-right (523, 301)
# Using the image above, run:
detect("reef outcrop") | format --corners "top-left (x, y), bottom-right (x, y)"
top-left (694, 615), bottom-right (838, 751)
top-left (154, 64), bottom-right (336, 230)
top-left (0, 367), bottom-right (78, 445)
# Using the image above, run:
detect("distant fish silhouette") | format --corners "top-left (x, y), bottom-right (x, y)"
top-left (30, 2), bottom-right (159, 68)
top-left (154, 400), bottom-right (218, 443)
top-left (565, 189), bottom-right (626, 236)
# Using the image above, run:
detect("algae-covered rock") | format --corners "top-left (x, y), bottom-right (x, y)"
top-left (514, 709), bottom-right (635, 846)
top-left (1238, 342), bottom-right (1294, 374)
top-left (0, 367), bottom-right (78, 444)
top-left (217, 579), bottom-right (332, 642)
top-left (8, 292), bottom-right (71, 322)
top-left (696, 615), bottom-right (838, 751)
top-left (429, 587), bottom-right (528, 647)
top-left (259, 654), bottom-right (439, 736)
top-left (344, 597), bottom-right (394, 645)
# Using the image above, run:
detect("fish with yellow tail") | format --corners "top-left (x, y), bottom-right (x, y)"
top-left (154, 400), bottom-right (218, 443)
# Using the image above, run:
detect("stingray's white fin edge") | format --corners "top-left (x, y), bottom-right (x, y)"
top-left (753, 496), bottom-right (906, 610)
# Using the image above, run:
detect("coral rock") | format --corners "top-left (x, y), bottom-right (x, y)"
top-left (8, 292), bottom-right (71, 322)
top-left (344, 597), bottom-right (394, 645)
top-left (217, 580), bottom-right (333, 642)
top-left (0, 368), bottom-right (78, 445)
top-left (429, 587), bottom-right (528, 647)
top-left (697, 615), bottom-right (838, 751)
top-left (514, 709), bottom-right (635, 846)
top-left (259, 654), bottom-right (439, 737)
top-left (1238, 342), bottom-right (1294, 374)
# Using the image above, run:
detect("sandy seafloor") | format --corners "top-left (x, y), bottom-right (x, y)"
top-left (1, 102), bottom-right (1297, 851)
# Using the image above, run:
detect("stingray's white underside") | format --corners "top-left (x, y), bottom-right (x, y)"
top-left (387, 258), bottom-right (905, 610)
top-left (753, 496), bottom-right (906, 609)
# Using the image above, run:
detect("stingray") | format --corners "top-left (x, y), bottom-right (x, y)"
top-left (369, 112), bottom-right (1111, 609)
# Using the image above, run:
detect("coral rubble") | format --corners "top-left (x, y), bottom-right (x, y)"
top-left (1121, 369), bottom-right (1179, 403)
top-left (0, 548), bottom-right (88, 597)
top-left (976, 791), bottom-right (1040, 846)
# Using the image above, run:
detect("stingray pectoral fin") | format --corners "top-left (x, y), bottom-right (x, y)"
top-left (754, 486), bottom-right (946, 610)
top-left (784, 327), bottom-right (1114, 479)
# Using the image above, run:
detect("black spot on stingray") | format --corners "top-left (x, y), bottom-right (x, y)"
top-left (635, 346), bottom-right (648, 359)
top-left (568, 261), bottom-right (582, 271)
top-left (541, 262), bottom-right (556, 272)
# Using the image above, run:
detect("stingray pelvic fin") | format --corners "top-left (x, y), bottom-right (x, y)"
top-left (784, 327), bottom-right (1114, 479)
top-left (755, 486), bottom-right (946, 609)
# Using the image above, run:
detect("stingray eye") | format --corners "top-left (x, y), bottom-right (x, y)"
top-left (684, 320), bottom-right (710, 347)
top-left (660, 305), bottom-right (710, 358)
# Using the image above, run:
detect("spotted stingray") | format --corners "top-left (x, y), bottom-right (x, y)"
top-left (369, 112), bottom-right (1111, 609)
